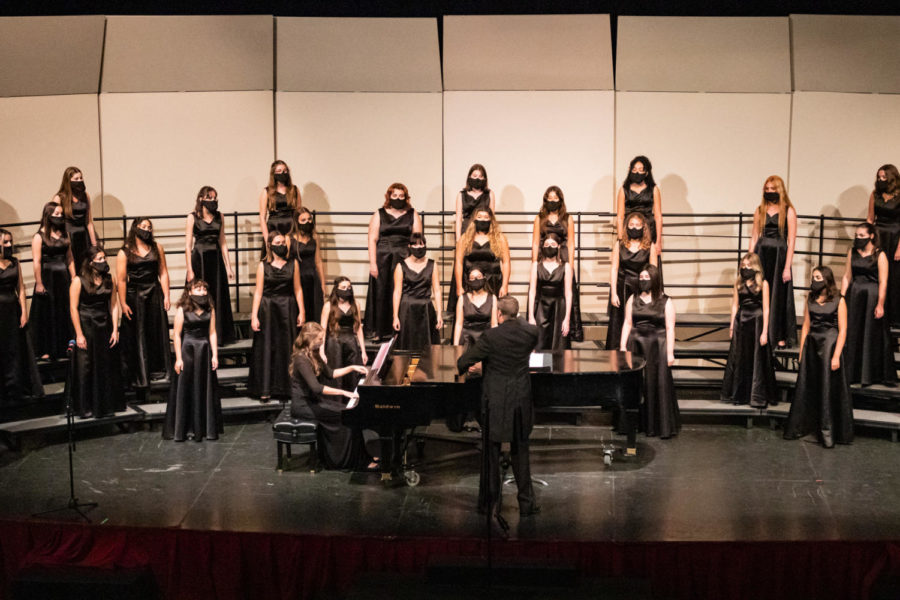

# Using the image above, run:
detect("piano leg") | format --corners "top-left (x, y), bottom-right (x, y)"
top-left (624, 409), bottom-right (638, 456)
top-left (622, 375), bottom-right (641, 456)
top-left (378, 429), bottom-right (402, 481)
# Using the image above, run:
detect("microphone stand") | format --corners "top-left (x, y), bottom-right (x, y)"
top-left (32, 341), bottom-right (98, 522)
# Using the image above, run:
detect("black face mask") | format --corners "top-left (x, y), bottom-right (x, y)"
top-left (272, 244), bottom-right (288, 258)
top-left (468, 278), bottom-right (486, 291)
top-left (809, 279), bottom-right (826, 294)
top-left (336, 288), bottom-right (353, 301)
top-left (1, 246), bottom-right (12, 260)
top-left (467, 177), bottom-right (485, 191)
top-left (389, 198), bottom-right (407, 210)
top-left (542, 245), bottom-right (558, 258)
top-left (630, 172), bottom-right (647, 184)
top-left (875, 180), bottom-right (889, 193)
top-left (638, 279), bottom-right (652, 292)
top-left (297, 222), bottom-right (314, 235)
top-left (740, 267), bottom-right (756, 280)
top-left (626, 227), bottom-right (644, 240)
top-left (191, 294), bottom-right (209, 308)
top-left (474, 220), bottom-right (490, 233)
top-left (202, 200), bottom-right (218, 213)
top-left (410, 246), bottom-right (427, 259)
top-left (853, 237), bottom-right (871, 250)
top-left (274, 173), bottom-right (290, 185)
top-left (544, 200), bottom-right (560, 213)
top-left (135, 229), bottom-right (153, 243)
top-left (92, 261), bottom-right (109, 274)
top-left (764, 191), bottom-right (780, 204)
top-left (70, 181), bottom-right (86, 197)
top-left (49, 215), bottom-right (66, 230)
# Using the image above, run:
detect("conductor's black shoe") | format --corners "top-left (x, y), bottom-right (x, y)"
top-left (520, 505), bottom-right (541, 517)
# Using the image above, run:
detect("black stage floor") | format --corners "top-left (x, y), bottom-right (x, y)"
top-left (1, 419), bottom-right (899, 543)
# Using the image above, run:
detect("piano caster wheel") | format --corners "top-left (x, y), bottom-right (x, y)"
top-left (603, 453), bottom-right (613, 467)
top-left (404, 470), bottom-right (421, 487)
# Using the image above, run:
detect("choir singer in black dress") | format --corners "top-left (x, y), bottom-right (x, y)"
top-left (392, 233), bottom-right (442, 352)
top-left (457, 296), bottom-right (540, 519)
top-left (30, 202), bottom-right (75, 360)
top-left (321, 277), bottom-right (367, 392)
top-left (784, 267), bottom-right (853, 448)
top-left (867, 164), bottom-right (900, 327)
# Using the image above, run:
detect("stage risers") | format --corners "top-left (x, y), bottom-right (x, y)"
top-left (3, 422), bottom-right (900, 599)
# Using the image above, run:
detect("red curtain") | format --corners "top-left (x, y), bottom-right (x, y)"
top-left (0, 518), bottom-right (894, 600)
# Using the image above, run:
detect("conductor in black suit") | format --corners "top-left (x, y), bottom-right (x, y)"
top-left (457, 295), bottom-right (540, 517)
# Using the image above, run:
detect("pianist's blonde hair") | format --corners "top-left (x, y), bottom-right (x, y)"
top-left (290, 322), bottom-right (326, 377)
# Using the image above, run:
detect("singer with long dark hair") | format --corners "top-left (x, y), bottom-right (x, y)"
top-left (185, 186), bottom-right (235, 344)
top-left (528, 232), bottom-right (572, 351)
top-left (447, 163), bottom-right (496, 313)
top-left (617, 156), bottom-right (663, 255)
top-left (392, 233), bottom-right (442, 352)
top-left (69, 246), bottom-right (123, 419)
top-left (607, 212), bottom-right (657, 350)
top-left (53, 166), bottom-right (97, 267)
top-left (290, 207), bottom-right (326, 323)
top-left (321, 277), bottom-right (367, 391)
top-left (30, 202), bottom-right (75, 360)
top-left (867, 164), bottom-right (900, 327)
top-left (258, 160), bottom-right (301, 241)
top-left (454, 208), bottom-right (509, 302)
top-left (117, 218), bottom-right (172, 395)
top-left (0, 230), bottom-right (43, 408)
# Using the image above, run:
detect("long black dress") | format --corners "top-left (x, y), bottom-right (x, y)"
top-left (721, 282), bottom-right (776, 407)
top-left (784, 296), bottom-right (853, 447)
top-left (624, 185), bottom-right (657, 241)
top-left (324, 305), bottom-right (364, 391)
top-left (164, 310), bottom-right (222, 441)
top-left (447, 189), bottom-right (491, 313)
top-left (464, 240), bottom-right (503, 297)
top-left (292, 237), bottom-right (324, 323)
top-left (190, 213), bottom-right (234, 345)
top-left (290, 353), bottom-right (366, 469)
top-left (756, 213), bottom-right (797, 347)
top-left (396, 259), bottom-right (439, 352)
top-left (72, 277), bottom-right (124, 419)
top-left (0, 259), bottom-right (43, 409)
top-left (626, 294), bottom-right (680, 438)
top-left (363, 208), bottom-right (414, 339)
top-left (29, 232), bottom-right (72, 360)
top-left (606, 244), bottom-right (650, 350)
top-left (533, 262), bottom-right (570, 351)
top-left (540, 217), bottom-right (583, 341)
top-left (844, 250), bottom-right (896, 386)
top-left (121, 246), bottom-right (171, 389)
top-left (66, 199), bottom-right (91, 268)
top-left (267, 192), bottom-right (296, 236)
top-left (248, 260), bottom-right (299, 400)
top-left (873, 194), bottom-right (900, 327)
top-left (460, 293), bottom-right (493, 347)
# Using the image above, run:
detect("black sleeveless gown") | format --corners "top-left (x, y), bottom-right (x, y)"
top-left (447, 189), bottom-right (491, 313)
top-left (363, 208), bottom-right (413, 339)
top-left (533, 262), bottom-right (570, 351)
top-left (164, 310), bottom-right (223, 441)
top-left (874, 194), bottom-right (900, 327)
top-left (248, 260), bottom-right (300, 400)
top-left (626, 294), bottom-right (680, 438)
top-left (72, 277), bottom-right (124, 418)
top-left (396, 259), bottom-right (439, 352)
top-left (292, 237), bottom-right (324, 323)
top-left (29, 232), bottom-right (73, 360)
top-left (325, 304), bottom-right (364, 391)
top-left (460, 293), bottom-right (493, 347)
top-left (464, 240), bottom-right (503, 297)
top-left (721, 282), bottom-right (776, 406)
top-left (0, 259), bottom-right (43, 408)
top-left (121, 246), bottom-right (171, 389)
top-left (623, 185), bottom-right (663, 283)
top-left (190, 213), bottom-right (234, 345)
top-left (66, 199), bottom-right (91, 268)
top-left (606, 244), bottom-right (650, 350)
top-left (756, 213), bottom-right (797, 347)
top-left (844, 250), bottom-right (896, 386)
top-left (540, 217), bottom-right (583, 341)
top-left (267, 192), bottom-right (296, 236)
top-left (784, 296), bottom-right (853, 447)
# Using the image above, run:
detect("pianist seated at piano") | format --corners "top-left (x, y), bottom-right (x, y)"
top-left (290, 322), bottom-right (372, 470)
top-left (320, 277), bottom-right (368, 392)
top-left (392, 233), bottom-right (443, 351)
top-left (620, 264), bottom-right (681, 439)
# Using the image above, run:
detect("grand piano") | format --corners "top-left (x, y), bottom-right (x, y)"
top-left (342, 344), bottom-right (645, 485)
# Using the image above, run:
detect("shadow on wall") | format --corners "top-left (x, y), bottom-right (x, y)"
top-left (301, 182), bottom-right (330, 213)
top-left (659, 173), bottom-right (701, 312)
top-left (99, 194), bottom-right (126, 243)
top-left (832, 185), bottom-right (870, 221)
top-left (591, 175), bottom-right (616, 215)
top-left (498, 185), bottom-right (525, 215)
top-left (0, 196), bottom-right (21, 225)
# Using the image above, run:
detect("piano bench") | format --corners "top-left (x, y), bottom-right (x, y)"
top-left (273, 409), bottom-right (319, 474)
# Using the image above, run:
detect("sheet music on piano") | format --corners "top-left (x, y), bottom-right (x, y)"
top-left (529, 352), bottom-right (552, 371)
top-left (347, 336), bottom-right (396, 409)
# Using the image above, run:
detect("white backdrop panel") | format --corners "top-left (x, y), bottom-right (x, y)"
top-left (276, 18), bottom-right (441, 92)
top-left (444, 90), bottom-right (615, 312)
top-left (616, 17), bottom-right (791, 93)
top-left (443, 15), bottom-right (613, 91)
top-left (616, 91), bottom-right (792, 313)
top-left (275, 91), bottom-right (443, 291)
top-left (791, 15), bottom-right (900, 94)
top-left (0, 95), bottom-right (102, 238)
